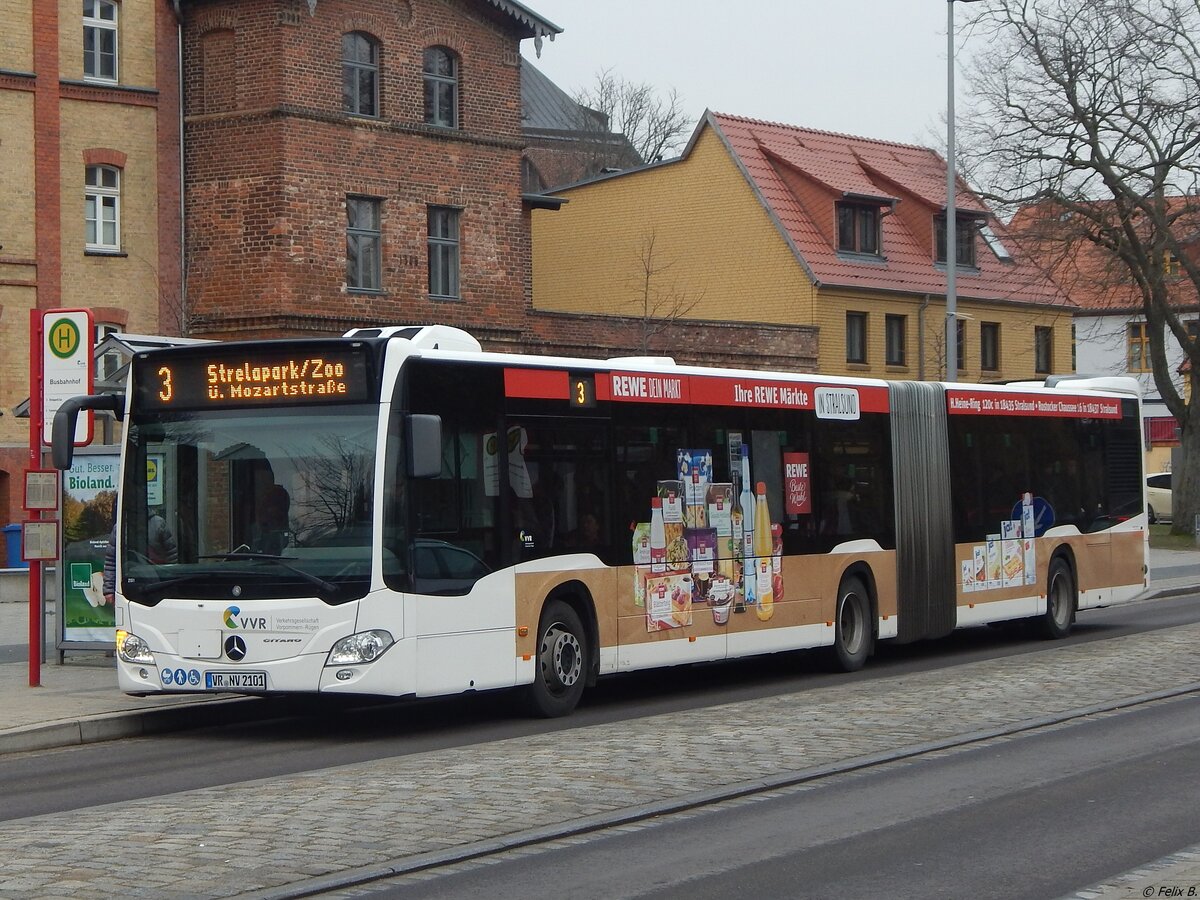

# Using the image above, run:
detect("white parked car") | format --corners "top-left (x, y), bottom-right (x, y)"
top-left (1146, 473), bottom-right (1173, 524)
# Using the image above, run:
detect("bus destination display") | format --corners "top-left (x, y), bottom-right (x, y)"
top-left (136, 347), bottom-right (372, 409)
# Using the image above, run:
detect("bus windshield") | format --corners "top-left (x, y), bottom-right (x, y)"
top-left (120, 405), bottom-right (379, 605)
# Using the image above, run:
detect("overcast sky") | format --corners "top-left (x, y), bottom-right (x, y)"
top-left (520, 0), bottom-right (971, 150)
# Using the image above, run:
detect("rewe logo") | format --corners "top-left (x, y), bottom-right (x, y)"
top-left (222, 606), bottom-right (268, 630)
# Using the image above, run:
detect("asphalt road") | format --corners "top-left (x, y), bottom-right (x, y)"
top-left (348, 692), bottom-right (1200, 900)
top-left (2, 592), bottom-right (1199, 824)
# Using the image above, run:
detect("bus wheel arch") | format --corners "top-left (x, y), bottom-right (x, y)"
top-left (523, 585), bottom-right (595, 718)
top-left (830, 566), bottom-right (875, 672)
top-left (545, 581), bottom-right (600, 686)
top-left (1038, 549), bottom-right (1078, 640)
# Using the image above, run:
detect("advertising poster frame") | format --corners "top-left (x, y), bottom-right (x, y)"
top-left (58, 447), bottom-right (121, 651)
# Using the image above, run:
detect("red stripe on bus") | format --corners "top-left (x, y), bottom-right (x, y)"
top-left (504, 368), bottom-right (569, 400)
top-left (606, 372), bottom-right (889, 412)
top-left (946, 389), bottom-right (1123, 419)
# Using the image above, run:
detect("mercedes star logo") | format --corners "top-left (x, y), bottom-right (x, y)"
top-left (225, 635), bottom-right (247, 662)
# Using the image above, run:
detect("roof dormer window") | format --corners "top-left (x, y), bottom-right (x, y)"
top-left (936, 214), bottom-right (977, 267)
top-left (837, 202), bottom-right (880, 256)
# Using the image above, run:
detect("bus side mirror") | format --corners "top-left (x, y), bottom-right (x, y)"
top-left (406, 414), bottom-right (442, 478)
top-left (51, 394), bottom-right (124, 470)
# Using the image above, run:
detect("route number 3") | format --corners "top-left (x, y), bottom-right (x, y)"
top-left (158, 366), bottom-right (173, 402)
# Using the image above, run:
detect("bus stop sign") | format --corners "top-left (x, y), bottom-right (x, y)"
top-left (41, 308), bottom-right (94, 446)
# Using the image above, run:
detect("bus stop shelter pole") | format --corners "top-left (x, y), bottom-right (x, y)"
top-left (28, 309), bottom-right (42, 688)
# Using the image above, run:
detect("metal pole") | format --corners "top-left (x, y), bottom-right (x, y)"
top-left (946, 0), bottom-right (958, 384)
top-left (28, 309), bottom-right (42, 687)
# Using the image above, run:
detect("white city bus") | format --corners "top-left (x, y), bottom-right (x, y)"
top-left (53, 325), bottom-right (1149, 716)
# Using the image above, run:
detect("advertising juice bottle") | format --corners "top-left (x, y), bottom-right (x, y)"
top-left (730, 488), bottom-right (745, 612)
top-left (739, 451), bottom-right (755, 607)
top-left (753, 482), bottom-right (774, 621)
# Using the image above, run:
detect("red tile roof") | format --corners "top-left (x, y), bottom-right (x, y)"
top-left (1009, 199), bottom-right (1199, 313)
top-left (707, 112), bottom-right (1070, 308)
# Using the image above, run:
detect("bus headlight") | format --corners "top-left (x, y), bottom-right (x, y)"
top-left (116, 630), bottom-right (154, 665)
top-left (326, 630), bottom-right (393, 666)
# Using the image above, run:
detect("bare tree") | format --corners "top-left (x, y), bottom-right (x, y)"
top-left (576, 68), bottom-right (692, 165)
top-left (628, 232), bottom-right (703, 355)
top-left (959, 0), bottom-right (1200, 534)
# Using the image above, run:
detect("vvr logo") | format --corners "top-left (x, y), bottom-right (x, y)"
top-left (222, 606), bottom-right (267, 630)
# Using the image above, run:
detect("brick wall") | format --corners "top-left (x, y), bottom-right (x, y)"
top-left (183, 0), bottom-right (532, 337)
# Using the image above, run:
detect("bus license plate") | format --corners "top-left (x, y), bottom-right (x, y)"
top-left (205, 671), bottom-right (267, 690)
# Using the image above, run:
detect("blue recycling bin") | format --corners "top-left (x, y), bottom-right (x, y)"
top-left (3, 524), bottom-right (27, 569)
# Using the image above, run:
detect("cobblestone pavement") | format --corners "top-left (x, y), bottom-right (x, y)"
top-left (1, 618), bottom-right (1199, 899)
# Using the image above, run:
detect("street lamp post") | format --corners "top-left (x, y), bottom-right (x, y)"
top-left (946, 0), bottom-right (983, 384)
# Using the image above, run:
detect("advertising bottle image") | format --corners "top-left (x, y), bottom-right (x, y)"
top-left (754, 482), bottom-right (774, 621)
top-left (740, 450), bottom-right (755, 607)
top-left (730, 487), bottom-right (746, 613)
top-left (771, 522), bottom-right (784, 603)
top-left (649, 496), bottom-right (666, 573)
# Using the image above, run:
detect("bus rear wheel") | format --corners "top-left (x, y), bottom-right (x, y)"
top-left (1037, 557), bottom-right (1076, 640)
top-left (524, 599), bottom-right (587, 718)
top-left (830, 576), bottom-right (872, 672)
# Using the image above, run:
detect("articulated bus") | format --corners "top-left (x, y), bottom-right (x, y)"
top-left (52, 325), bottom-right (1149, 716)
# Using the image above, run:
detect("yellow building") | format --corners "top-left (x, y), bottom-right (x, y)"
top-left (0, 0), bottom-right (181, 525)
top-left (533, 111), bottom-right (1073, 381)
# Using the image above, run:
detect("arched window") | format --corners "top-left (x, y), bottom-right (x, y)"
top-left (423, 46), bottom-right (458, 128)
top-left (342, 32), bottom-right (379, 117)
top-left (85, 165), bottom-right (121, 251)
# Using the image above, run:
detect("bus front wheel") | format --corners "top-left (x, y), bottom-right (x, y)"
top-left (830, 576), bottom-right (872, 672)
top-left (524, 599), bottom-right (587, 718)
top-left (1037, 557), bottom-right (1076, 640)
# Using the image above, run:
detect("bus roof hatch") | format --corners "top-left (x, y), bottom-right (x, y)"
top-left (342, 325), bottom-right (482, 352)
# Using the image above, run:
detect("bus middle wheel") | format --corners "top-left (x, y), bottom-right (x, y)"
top-left (525, 599), bottom-right (587, 718)
top-left (830, 575), bottom-right (872, 672)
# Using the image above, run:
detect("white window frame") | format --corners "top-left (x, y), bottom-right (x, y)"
top-left (95, 322), bottom-right (122, 381)
top-left (83, 0), bottom-right (119, 83)
top-left (85, 165), bottom-right (121, 252)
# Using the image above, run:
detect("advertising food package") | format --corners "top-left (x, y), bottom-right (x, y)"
top-left (644, 573), bottom-right (693, 631)
top-left (664, 522), bottom-right (689, 571)
top-left (657, 480), bottom-right (684, 524)
top-left (631, 522), bottom-right (650, 607)
top-left (986, 535), bottom-right (1001, 589)
top-left (677, 449), bottom-right (712, 509)
top-left (685, 528), bottom-right (717, 576)
top-left (1001, 539), bottom-right (1024, 588)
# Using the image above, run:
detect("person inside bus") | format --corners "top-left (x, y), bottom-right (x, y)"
top-left (821, 478), bottom-right (856, 536)
top-left (570, 511), bottom-right (603, 550)
top-left (148, 511), bottom-right (178, 564)
top-left (254, 485), bottom-right (291, 555)
top-left (102, 522), bottom-right (117, 606)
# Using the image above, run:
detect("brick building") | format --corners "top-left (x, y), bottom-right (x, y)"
top-left (180, 0), bottom-right (561, 351)
top-left (0, 0), bottom-right (182, 528)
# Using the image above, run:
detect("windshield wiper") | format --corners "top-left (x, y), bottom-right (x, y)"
top-left (199, 552), bottom-right (341, 598)
top-left (127, 572), bottom-right (218, 602)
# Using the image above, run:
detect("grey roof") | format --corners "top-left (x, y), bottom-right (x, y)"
top-left (521, 59), bottom-right (606, 133)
